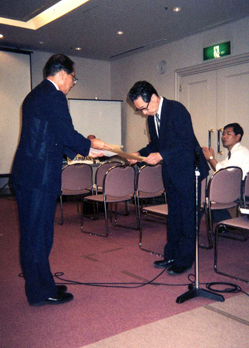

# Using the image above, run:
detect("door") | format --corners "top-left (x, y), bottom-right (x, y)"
top-left (179, 61), bottom-right (249, 163)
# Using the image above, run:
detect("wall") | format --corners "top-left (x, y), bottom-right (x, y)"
top-left (110, 17), bottom-right (249, 152)
top-left (0, 50), bottom-right (111, 194)
top-left (31, 51), bottom-right (111, 100)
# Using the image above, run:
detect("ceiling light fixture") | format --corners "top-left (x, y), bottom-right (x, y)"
top-left (0, 0), bottom-right (90, 30)
top-left (75, 47), bottom-right (82, 51)
top-left (0, 34), bottom-right (3, 39)
top-left (173, 7), bottom-right (182, 12)
top-left (117, 31), bottom-right (124, 35)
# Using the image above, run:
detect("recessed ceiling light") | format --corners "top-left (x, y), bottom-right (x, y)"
top-left (0, 34), bottom-right (4, 39)
top-left (117, 31), bottom-right (124, 35)
top-left (75, 47), bottom-right (82, 51)
top-left (173, 7), bottom-right (181, 12)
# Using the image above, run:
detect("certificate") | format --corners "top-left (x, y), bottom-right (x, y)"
top-left (90, 144), bottom-right (146, 161)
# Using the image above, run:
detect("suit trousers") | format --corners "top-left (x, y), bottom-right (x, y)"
top-left (14, 185), bottom-right (58, 304)
top-left (163, 175), bottom-right (196, 268)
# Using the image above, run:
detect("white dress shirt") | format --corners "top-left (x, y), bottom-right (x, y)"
top-left (216, 142), bottom-right (249, 179)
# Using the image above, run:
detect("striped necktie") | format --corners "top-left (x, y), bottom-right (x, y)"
top-left (155, 113), bottom-right (160, 136)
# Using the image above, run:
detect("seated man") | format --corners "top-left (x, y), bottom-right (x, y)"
top-left (202, 122), bottom-right (249, 221)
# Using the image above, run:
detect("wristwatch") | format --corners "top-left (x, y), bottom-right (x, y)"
top-left (209, 156), bottom-right (214, 160)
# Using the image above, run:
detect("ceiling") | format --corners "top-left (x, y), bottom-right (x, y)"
top-left (0, 0), bottom-right (249, 61)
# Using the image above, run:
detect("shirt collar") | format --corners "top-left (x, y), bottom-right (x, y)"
top-left (47, 78), bottom-right (59, 90)
top-left (155, 97), bottom-right (163, 119)
top-left (231, 142), bottom-right (241, 153)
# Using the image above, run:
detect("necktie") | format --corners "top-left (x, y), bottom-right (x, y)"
top-left (155, 113), bottom-right (160, 136)
top-left (228, 151), bottom-right (231, 160)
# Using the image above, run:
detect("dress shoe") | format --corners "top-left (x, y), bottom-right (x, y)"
top-left (30, 292), bottom-right (73, 306)
top-left (154, 259), bottom-right (174, 269)
top-left (56, 285), bottom-right (67, 293)
top-left (167, 264), bottom-right (192, 276)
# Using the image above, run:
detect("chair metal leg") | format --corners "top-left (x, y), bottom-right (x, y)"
top-left (199, 205), bottom-right (213, 249)
top-left (139, 210), bottom-right (164, 257)
top-left (81, 200), bottom-right (109, 237)
top-left (214, 224), bottom-right (249, 284)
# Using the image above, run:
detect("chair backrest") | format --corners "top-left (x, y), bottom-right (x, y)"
top-left (201, 177), bottom-right (207, 206)
top-left (208, 166), bottom-right (242, 204)
top-left (136, 164), bottom-right (164, 195)
top-left (243, 172), bottom-right (249, 207)
top-left (61, 163), bottom-right (93, 191)
top-left (103, 165), bottom-right (135, 198)
top-left (95, 161), bottom-right (122, 187)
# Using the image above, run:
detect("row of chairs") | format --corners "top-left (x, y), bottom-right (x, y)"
top-left (59, 163), bottom-right (248, 283)
top-left (140, 166), bottom-right (249, 283)
top-left (59, 161), bottom-right (166, 237)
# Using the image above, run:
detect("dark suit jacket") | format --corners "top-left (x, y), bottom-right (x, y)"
top-left (139, 98), bottom-right (209, 194)
top-left (12, 79), bottom-right (91, 195)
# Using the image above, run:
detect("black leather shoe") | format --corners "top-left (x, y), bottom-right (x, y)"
top-left (56, 285), bottom-right (67, 293)
top-left (154, 259), bottom-right (174, 269)
top-left (167, 264), bottom-right (192, 275)
top-left (30, 292), bottom-right (73, 306)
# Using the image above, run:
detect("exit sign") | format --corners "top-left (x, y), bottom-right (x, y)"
top-left (203, 41), bottom-right (231, 61)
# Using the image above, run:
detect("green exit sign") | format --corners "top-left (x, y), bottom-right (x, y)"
top-left (203, 41), bottom-right (231, 61)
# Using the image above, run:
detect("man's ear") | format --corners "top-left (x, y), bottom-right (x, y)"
top-left (151, 94), bottom-right (157, 102)
top-left (236, 133), bottom-right (241, 142)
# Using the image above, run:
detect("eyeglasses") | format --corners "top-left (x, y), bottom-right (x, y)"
top-left (70, 73), bottom-right (78, 85)
top-left (135, 100), bottom-right (150, 112)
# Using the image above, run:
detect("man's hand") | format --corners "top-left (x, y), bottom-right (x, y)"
top-left (127, 152), bottom-right (139, 164)
top-left (91, 139), bottom-right (114, 151)
top-left (144, 152), bottom-right (163, 165)
top-left (88, 151), bottom-right (104, 158)
top-left (202, 147), bottom-right (215, 160)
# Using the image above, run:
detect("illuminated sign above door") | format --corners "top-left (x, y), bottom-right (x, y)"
top-left (203, 41), bottom-right (231, 61)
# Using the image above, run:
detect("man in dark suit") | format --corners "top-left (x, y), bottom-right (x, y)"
top-left (12, 54), bottom-right (112, 306)
top-left (128, 81), bottom-right (209, 275)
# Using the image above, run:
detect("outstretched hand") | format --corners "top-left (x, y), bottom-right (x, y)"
top-left (91, 139), bottom-right (114, 151)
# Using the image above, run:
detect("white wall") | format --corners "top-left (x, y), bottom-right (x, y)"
top-left (110, 17), bottom-right (249, 152)
top-left (31, 51), bottom-right (111, 100)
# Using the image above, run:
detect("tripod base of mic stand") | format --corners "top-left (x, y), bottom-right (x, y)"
top-left (176, 284), bottom-right (225, 304)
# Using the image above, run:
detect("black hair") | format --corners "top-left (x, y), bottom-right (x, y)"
top-left (224, 123), bottom-right (244, 141)
top-left (128, 81), bottom-right (159, 103)
top-left (43, 54), bottom-right (74, 78)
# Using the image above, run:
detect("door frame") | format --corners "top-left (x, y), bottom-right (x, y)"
top-left (175, 52), bottom-right (249, 100)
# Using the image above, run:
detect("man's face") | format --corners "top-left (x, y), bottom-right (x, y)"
top-left (59, 70), bottom-right (75, 95)
top-left (222, 127), bottom-right (241, 150)
top-left (133, 94), bottom-right (159, 116)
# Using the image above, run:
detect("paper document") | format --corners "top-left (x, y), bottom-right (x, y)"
top-left (90, 144), bottom-right (146, 161)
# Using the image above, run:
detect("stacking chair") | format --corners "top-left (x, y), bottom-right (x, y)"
top-left (214, 214), bottom-right (249, 283)
top-left (242, 172), bottom-right (249, 207)
top-left (59, 163), bottom-right (93, 224)
top-left (139, 203), bottom-right (168, 256)
top-left (139, 177), bottom-right (208, 255)
top-left (94, 161), bottom-right (122, 194)
top-left (136, 164), bottom-right (166, 229)
top-left (93, 160), bottom-right (123, 216)
top-left (81, 165), bottom-right (137, 237)
top-left (205, 166), bottom-right (243, 249)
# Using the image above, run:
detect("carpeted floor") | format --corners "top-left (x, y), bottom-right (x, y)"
top-left (0, 197), bottom-right (248, 348)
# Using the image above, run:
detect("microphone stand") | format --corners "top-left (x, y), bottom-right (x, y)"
top-left (176, 153), bottom-right (224, 304)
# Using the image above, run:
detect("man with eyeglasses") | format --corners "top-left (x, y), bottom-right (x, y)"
top-left (128, 81), bottom-right (209, 275)
top-left (202, 123), bottom-right (249, 222)
top-left (12, 54), bottom-right (112, 306)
